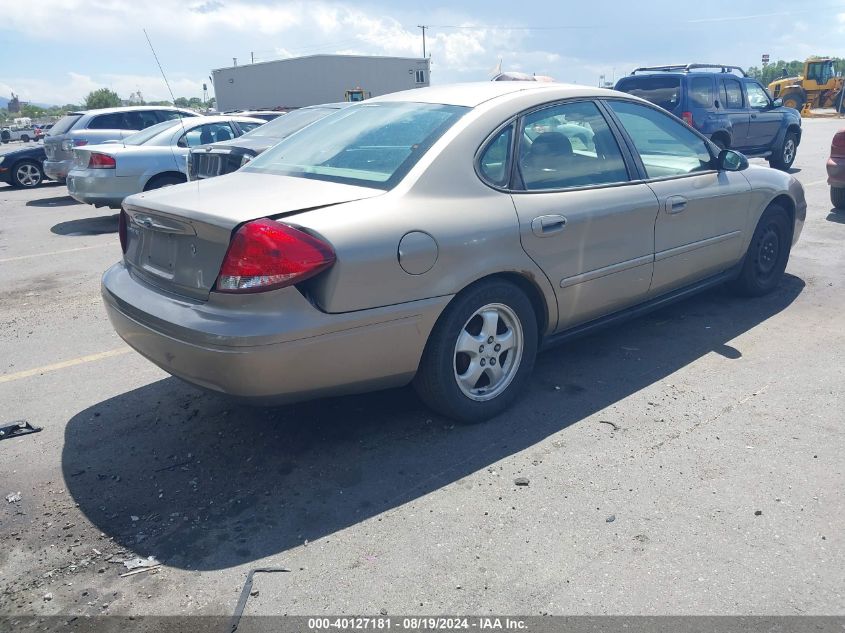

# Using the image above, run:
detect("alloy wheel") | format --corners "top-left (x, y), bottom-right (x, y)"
top-left (15, 163), bottom-right (42, 187)
top-left (783, 139), bottom-right (796, 165)
top-left (453, 303), bottom-right (524, 402)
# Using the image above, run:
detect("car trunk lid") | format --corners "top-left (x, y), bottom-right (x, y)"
top-left (121, 171), bottom-right (383, 300)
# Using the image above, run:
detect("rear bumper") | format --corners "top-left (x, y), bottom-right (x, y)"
top-left (67, 170), bottom-right (140, 208)
top-left (826, 157), bottom-right (845, 187)
top-left (101, 262), bottom-right (450, 403)
top-left (44, 159), bottom-right (72, 180)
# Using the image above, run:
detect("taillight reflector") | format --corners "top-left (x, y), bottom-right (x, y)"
top-left (118, 210), bottom-right (128, 253)
top-left (215, 218), bottom-right (335, 293)
top-left (88, 153), bottom-right (116, 169)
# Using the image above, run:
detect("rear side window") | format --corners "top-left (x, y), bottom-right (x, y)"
top-left (615, 76), bottom-right (681, 111)
top-left (478, 124), bottom-right (513, 187)
top-left (517, 100), bottom-right (629, 191)
top-left (689, 77), bottom-right (712, 108)
top-left (723, 79), bottom-right (744, 108)
top-left (89, 113), bottom-right (125, 129)
top-left (123, 110), bottom-right (160, 130)
top-left (49, 114), bottom-right (82, 135)
top-left (178, 123), bottom-right (236, 147)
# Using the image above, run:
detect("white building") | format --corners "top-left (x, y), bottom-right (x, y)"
top-left (212, 54), bottom-right (431, 111)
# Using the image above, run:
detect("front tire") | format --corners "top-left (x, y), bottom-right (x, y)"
top-left (729, 204), bottom-right (792, 297)
top-left (769, 131), bottom-right (798, 171)
top-left (11, 160), bottom-right (44, 188)
top-left (414, 279), bottom-right (538, 423)
top-left (831, 187), bottom-right (845, 210)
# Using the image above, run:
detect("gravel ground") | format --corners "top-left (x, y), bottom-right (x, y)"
top-left (0, 120), bottom-right (843, 620)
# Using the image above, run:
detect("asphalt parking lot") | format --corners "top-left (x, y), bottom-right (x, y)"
top-left (1, 121), bottom-right (843, 621)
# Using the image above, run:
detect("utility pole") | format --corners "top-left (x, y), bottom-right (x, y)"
top-left (251, 51), bottom-right (254, 64)
top-left (417, 25), bottom-right (428, 59)
top-left (233, 57), bottom-right (238, 67)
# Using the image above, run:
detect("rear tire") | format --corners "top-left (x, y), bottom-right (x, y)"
top-left (10, 160), bottom-right (44, 188)
top-left (768, 131), bottom-right (798, 171)
top-left (21, 134), bottom-right (30, 143)
top-left (831, 187), bottom-right (845, 210)
top-left (143, 173), bottom-right (186, 191)
top-left (729, 204), bottom-right (791, 297)
top-left (413, 279), bottom-right (538, 424)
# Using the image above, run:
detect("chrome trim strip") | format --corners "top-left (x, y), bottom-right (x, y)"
top-left (560, 254), bottom-right (654, 288)
top-left (654, 230), bottom-right (742, 262)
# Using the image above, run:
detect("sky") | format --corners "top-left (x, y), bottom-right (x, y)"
top-left (2, 0), bottom-right (845, 106)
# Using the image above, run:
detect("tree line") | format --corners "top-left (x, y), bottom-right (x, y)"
top-left (1, 88), bottom-right (216, 124)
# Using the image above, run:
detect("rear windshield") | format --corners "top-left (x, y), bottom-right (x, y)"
top-left (48, 114), bottom-right (83, 136)
top-left (242, 107), bottom-right (337, 139)
top-left (615, 76), bottom-right (681, 111)
top-left (244, 102), bottom-right (468, 190)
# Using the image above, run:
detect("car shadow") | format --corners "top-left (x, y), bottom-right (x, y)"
top-left (62, 275), bottom-right (805, 571)
top-left (26, 194), bottom-right (80, 207)
top-left (51, 214), bottom-right (119, 236)
top-left (826, 209), bottom-right (845, 224)
top-left (787, 167), bottom-right (801, 175)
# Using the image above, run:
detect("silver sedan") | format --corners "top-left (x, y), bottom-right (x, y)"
top-left (67, 115), bottom-right (264, 208)
top-left (102, 83), bottom-right (806, 422)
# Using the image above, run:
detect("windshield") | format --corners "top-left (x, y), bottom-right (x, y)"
top-left (244, 102), bottom-right (468, 189)
top-left (241, 107), bottom-right (337, 139)
top-left (123, 120), bottom-right (180, 145)
top-left (615, 76), bottom-right (681, 111)
top-left (48, 114), bottom-right (83, 136)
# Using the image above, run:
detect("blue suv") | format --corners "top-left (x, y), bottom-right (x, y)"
top-left (615, 63), bottom-right (802, 171)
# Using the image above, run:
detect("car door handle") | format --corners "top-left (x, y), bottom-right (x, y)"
top-left (751, 113), bottom-right (758, 118)
top-left (531, 215), bottom-right (567, 237)
top-left (665, 196), bottom-right (688, 215)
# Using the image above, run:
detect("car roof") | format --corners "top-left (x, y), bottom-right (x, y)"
top-left (370, 82), bottom-right (622, 108)
top-left (73, 105), bottom-right (197, 116)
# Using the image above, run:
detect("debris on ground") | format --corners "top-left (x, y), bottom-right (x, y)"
top-left (43, 592), bottom-right (53, 601)
top-left (606, 514), bottom-right (616, 523)
top-left (754, 510), bottom-right (763, 516)
top-left (5, 492), bottom-right (21, 503)
top-left (250, 590), bottom-right (259, 597)
top-left (514, 477), bottom-right (530, 486)
top-left (120, 565), bottom-right (161, 578)
top-left (122, 556), bottom-right (160, 570)
top-left (599, 420), bottom-right (621, 431)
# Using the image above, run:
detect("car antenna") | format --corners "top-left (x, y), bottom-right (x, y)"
top-left (143, 28), bottom-right (189, 147)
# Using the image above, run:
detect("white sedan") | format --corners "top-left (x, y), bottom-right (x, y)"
top-left (66, 115), bottom-right (264, 208)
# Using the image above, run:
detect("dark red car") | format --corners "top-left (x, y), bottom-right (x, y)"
top-left (827, 129), bottom-right (845, 209)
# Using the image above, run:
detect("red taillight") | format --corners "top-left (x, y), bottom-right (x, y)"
top-left (215, 218), bottom-right (335, 293)
top-left (681, 111), bottom-right (694, 127)
top-left (74, 139), bottom-right (88, 147)
top-left (88, 152), bottom-right (116, 169)
top-left (118, 209), bottom-right (128, 253)
top-left (832, 130), bottom-right (845, 158)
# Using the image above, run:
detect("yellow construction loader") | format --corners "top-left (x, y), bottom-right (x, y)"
top-left (768, 57), bottom-right (844, 112)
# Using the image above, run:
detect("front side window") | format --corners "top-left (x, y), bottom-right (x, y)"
top-left (179, 123), bottom-right (236, 147)
top-left (745, 82), bottom-right (771, 109)
top-left (237, 121), bottom-right (264, 133)
top-left (723, 79), bottom-right (744, 109)
top-left (158, 110), bottom-right (195, 121)
top-left (517, 100), bottom-right (629, 191)
top-left (607, 100), bottom-right (713, 179)
top-left (244, 102), bottom-right (468, 190)
top-left (478, 124), bottom-right (513, 187)
top-left (689, 77), bottom-right (712, 108)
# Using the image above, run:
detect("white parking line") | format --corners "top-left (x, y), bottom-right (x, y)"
top-left (0, 348), bottom-right (131, 384)
top-left (0, 243), bottom-right (114, 264)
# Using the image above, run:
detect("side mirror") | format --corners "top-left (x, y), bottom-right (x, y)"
top-left (773, 98), bottom-right (783, 107)
top-left (718, 149), bottom-right (749, 172)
